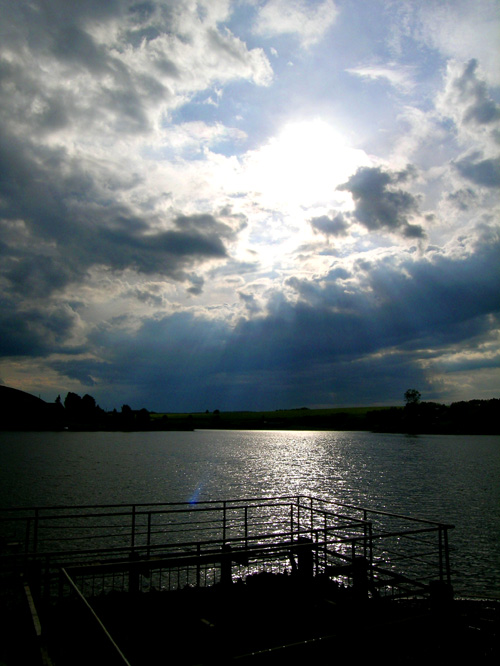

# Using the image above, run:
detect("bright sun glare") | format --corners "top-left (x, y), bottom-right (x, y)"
top-left (243, 119), bottom-right (369, 210)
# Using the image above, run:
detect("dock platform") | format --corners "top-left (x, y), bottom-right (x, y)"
top-left (1, 495), bottom-right (497, 663)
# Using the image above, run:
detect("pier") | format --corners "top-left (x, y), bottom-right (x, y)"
top-left (3, 495), bottom-right (497, 664)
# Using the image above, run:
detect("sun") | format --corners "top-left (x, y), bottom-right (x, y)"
top-left (242, 118), bottom-right (369, 211)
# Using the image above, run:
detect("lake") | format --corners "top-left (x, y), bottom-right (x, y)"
top-left (0, 429), bottom-right (498, 599)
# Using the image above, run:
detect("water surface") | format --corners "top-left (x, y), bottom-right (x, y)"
top-left (0, 429), bottom-right (498, 598)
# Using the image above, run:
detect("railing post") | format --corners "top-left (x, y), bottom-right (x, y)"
top-left (323, 513), bottom-right (328, 571)
top-left (368, 522), bottom-right (374, 584)
top-left (131, 505), bottom-right (136, 549)
top-left (438, 525), bottom-right (444, 582)
top-left (363, 510), bottom-right (368, 560)
top-left (147, 511), bottom-right (152, 558)
top-left (290, 503), bottom-right (294, 543)
top-left (221, 544), bottom-right (232, 586)
top-left (443, 527), bottom-right (451, 586)
top-left (223, 501), bottom-right (227, 543)
top-left (314, 530), bottom-right (319, 575)
top-left (295, 537), bottom-right (313, 578)
top-left (244, 506), bottom-right (248, 550)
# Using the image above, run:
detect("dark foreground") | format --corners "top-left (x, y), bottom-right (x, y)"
top-left (1, 496), bottom-right (498, 663)
top-left (2, 572), bottom-right (499, 665)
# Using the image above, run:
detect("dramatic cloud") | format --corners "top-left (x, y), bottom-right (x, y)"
top-left (0, 1), bottom-right (498, 409)
top-left (45, 222), bottom-right (500, 410)
top-left (338, 167), bottom-right (426, 238)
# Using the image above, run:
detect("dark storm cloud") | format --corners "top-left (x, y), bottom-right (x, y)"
top-left (220, 228), bottom-right (500, 388)
top-left (52, 311), bottom-right (231, 408)
top-left (0, 0), bottom-right (256, 303)
top-left (0, 1), bottom-right (165, 136)
top-left (338, 166), bottom-right (426, 238)
top-left (51, 24), bottom-right (109, 73)
top-left (48, 359), bottom-right (103, 387)
top-left (102, 224), bottom-right (228, 264)
top-left (50, 309), bottom-right (397, 411)
top-left (454, 153), bottom-right (500, 188)
top-left (0, 0), bottom-right (274, 376)
top-left (310, 213), bottom-right (349, 237)
top-left (0, 297), bottom-right (80, 358)
top-left (49, 226), bottom-right (500, 410)
top-left (0, 124), bottom-right (233, 298)
top-left (3, 254), bottom-right (77, 299)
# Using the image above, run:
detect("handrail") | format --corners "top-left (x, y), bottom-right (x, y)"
top-left (0, 523), bottom-right (366, 564)
top-left (304, 496), bottom-right (455, 528)
top-left (1, 495), bottom-right (454, 598)
top-left (0, 494), bottom-right (303, 513)
top-left (0, 493), bottom-right (454, 527)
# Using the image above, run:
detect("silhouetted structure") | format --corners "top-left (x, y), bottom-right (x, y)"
top-left (1, 496), bottom-right (475, 664)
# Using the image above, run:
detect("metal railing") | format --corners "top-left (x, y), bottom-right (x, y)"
top-left (0, 495), bottom-right (454, 602)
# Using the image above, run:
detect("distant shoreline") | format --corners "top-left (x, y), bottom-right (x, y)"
top-left (1, 385), bottom-right (498, 435)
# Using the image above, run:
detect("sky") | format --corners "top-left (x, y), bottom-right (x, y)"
top-left (0, 0), bottom-right (499, 412)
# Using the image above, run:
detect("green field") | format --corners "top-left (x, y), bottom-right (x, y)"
top-left (150, 406), bottom-right (396, 430)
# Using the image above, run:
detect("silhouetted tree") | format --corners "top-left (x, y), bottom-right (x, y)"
top-left (404, 389), bottom-right (421, 406)
top-left (82, 394), bottom-right (96, 411)
top-left (54, 394), bottom-right (64, 413)
top-left (121, 404), bottom-right (134, 428)
top-left (136, 408), bottom-right (150, 428)
top-left (62, 391), bottom-right (105, 427)
top-left (64, 392), bottom-right (82, 414)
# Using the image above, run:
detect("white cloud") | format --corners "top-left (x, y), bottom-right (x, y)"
top-left (253, 0), bottom-right (338, 48)
top-left (0, 1), bottom-right (272, 143)
top-left (159, 121), bottom-right (247, 152)
top-left (347, 64), bottom-right (416, 93)
top-left (436, 59), bottom-right (500, 152)
top-left (415, 0), bottom-right (500, 86)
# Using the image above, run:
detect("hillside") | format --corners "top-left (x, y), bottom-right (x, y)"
top-left (0, 386), bottom-right (61, 430)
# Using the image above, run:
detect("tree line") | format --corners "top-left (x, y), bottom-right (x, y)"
top-left (55, 392), bottom-right (151, 430)
top-left (0, 384), bottom-right (498, 433)
top-left (0, 386), bottom-right (152, 431)
top-left (365, 393), bottom-right (499, 435)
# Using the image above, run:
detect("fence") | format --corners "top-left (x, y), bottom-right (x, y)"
top-left (0, 495), bottom-right (454, 603)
